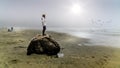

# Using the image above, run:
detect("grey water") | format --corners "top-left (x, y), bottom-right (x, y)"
top-left (6, 27), bottom-right (120, 48)
top-left (48, 27), bottom-right (120, 48)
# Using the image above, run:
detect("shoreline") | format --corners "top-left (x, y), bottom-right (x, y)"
top-left (1, 28), bottom-right (119, 48)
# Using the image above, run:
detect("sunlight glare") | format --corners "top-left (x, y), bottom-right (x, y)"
top-left (70, 4), bottom-right (82, 14)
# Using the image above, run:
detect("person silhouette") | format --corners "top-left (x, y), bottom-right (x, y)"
top-left (41, 14), bottom-right (46, 36)
top-left (11, 27), bottom-right (13, 31)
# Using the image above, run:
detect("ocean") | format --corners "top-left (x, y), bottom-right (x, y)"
top-left (6, 27), bottom-right (120, 48)
top-left (48, 27), bottom-right (120, 48)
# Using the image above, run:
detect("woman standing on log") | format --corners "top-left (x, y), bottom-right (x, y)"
top-left (41, 14), bottom-right (46, 36)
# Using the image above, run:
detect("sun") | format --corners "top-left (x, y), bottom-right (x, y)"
top-left (70, 4), bottom-right (82, 14)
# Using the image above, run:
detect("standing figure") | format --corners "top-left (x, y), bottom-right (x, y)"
top-left (41, 14), bottom-right (46, 36)
top-left (11, 27), bottom-right (13, 32)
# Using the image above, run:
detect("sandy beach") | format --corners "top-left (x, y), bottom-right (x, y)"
top-left (0, 29), bottom-right (120, 68)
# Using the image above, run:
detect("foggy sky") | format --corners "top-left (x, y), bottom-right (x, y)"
top-left (0, 0), bottom-right (120, 28)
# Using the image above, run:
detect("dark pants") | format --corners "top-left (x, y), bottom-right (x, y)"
top-left (42, 26), bottom-right (46, 36)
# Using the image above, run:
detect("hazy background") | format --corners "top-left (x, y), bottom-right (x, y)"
top-left (0, 0), bottom-right (120, 29)
top-left (0, 0), bottom-right (120, 47)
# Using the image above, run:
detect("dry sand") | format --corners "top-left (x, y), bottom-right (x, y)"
top-left (0, 29), bottom-right (119, 68)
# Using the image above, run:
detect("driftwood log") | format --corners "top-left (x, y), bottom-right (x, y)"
top-left (27, 34), bottom-right (60, 55)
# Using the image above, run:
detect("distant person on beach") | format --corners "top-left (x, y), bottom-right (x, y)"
top-left (8, 27), bottom-right (13, 32)
top-left (11, 27), bottom-right (13, 31)
top-left (41, 14), bottom-right (46, 36)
